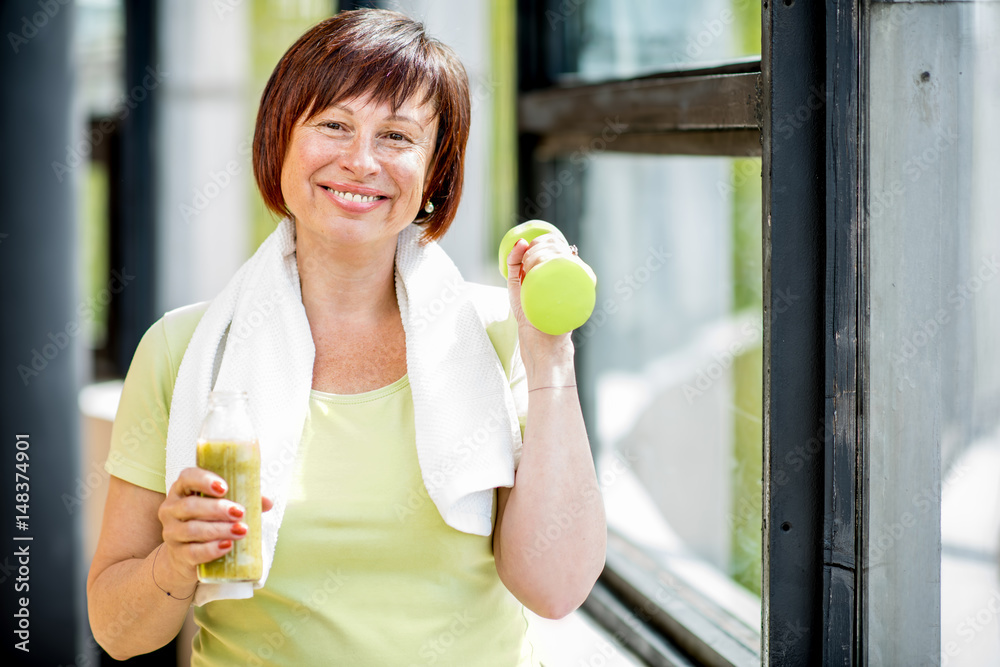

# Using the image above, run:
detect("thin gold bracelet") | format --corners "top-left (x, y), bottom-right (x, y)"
top-left (151, 544), bottom-right (196, 600)
top-left (528, 385), bottom-right (577, 393)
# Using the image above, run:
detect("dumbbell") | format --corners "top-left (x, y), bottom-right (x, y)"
top-left (498, 220), bottom-right (597, 335)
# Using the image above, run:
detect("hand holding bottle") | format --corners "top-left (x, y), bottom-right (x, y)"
top-left (156, 391), bottom-right (270, 592)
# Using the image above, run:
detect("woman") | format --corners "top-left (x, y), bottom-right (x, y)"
top-left (87, 9), bottom-right (605, 665)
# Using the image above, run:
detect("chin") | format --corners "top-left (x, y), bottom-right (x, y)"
top-left (297, 213), bottom-right (402, 247)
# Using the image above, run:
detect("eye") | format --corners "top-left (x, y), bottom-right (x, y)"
top-left (387, 132), bottom-right (409, 142)
top-left (322, 121), bottom-right (343, 131)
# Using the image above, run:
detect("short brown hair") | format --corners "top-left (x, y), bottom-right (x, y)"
top-left (252, 9), bottom-right (470, 242)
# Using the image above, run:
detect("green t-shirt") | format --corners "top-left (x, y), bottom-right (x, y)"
top-left (106, 296), bottom-right (538, 666)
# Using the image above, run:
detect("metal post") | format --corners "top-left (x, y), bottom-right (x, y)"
top-left (0, 1), bottom-right (87, 664)
top-left (823, 1), bottom-right (867, 664)
top-left (114, 0), bottom-right (159, 374)
top-left (761, 0), bottom-right (827, 663)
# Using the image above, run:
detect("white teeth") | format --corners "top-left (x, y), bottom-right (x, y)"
top-left (328, 188), bottom-right (379, 204)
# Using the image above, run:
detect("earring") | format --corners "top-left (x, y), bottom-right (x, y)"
top-left (424, 200), bottom-right (434, 214)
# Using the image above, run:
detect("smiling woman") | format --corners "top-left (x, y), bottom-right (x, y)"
top-left (279, 94), bottom-right (440, 251)
top-left (85, 8), bottom-right (605, 666)
top-left (253, 9), bottom-right (470, 242)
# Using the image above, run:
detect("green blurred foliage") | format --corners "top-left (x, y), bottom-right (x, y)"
top-left (248, 0), bottom-right (336, 251)
top-left (728, 0), bottom-right (763, 596)
top-left (490, 0), bottom-right (518, 271)
top-left (81, 161), bottom-right (110, 347)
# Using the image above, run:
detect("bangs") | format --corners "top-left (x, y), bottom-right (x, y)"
top-left (296, 16), bottom-right (446, 121)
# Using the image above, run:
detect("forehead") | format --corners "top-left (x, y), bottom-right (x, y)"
top-left (308, 90), bottom-right (439, 126)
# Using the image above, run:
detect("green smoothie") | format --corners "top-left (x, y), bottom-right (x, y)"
top-left (196, 439), bottom-right (263, 583)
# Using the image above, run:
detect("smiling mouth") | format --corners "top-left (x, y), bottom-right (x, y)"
top-left (320, 186), bottom-right (385, 204)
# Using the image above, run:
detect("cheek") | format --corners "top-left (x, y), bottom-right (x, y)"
top-left (399, 154), bottom-right (433, 196)
top-left (287, 146), bottom-right (319, 178)
top-left (281, 143), bottom-right (323, 199)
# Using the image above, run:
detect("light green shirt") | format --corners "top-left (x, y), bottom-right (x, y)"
top-left (106, 298), bottom-right (539, 666)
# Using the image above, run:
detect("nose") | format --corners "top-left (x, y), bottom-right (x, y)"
top-left (338, 135), bottom-right (379, 178)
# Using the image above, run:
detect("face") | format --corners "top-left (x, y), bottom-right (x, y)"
top-left (280, 92), bottom-right (440, 250)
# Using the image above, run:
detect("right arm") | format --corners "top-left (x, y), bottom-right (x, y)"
top-left (86, 469), bottom-right (254, 660)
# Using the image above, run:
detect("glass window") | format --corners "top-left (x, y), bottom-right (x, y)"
top-left (77, 0), bottom-right (124, 369)
top-left (571, 154), bottom-right (762, 621)
top-left (516, 1), bottom-right (764, 658)
top-left (547, 0), bottom-right (761, 83)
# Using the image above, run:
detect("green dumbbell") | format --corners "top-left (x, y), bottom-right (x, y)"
top-left (498, 220), bottom-right (597, 335)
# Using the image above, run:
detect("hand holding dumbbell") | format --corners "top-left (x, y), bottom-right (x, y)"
top-left (499, 220), bottom-right (597, 336)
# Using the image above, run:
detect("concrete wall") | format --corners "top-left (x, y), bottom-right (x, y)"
top-left (155, 0), bottom-right (252, 312)
top-left (383, 0), bottom-right (498, 284)
top-left (868, 1), bottom-right (1000, 662)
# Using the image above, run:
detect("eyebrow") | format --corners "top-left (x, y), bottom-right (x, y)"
top-left (388, 113), bottom-right (425, 128)
top-left (329, 104), bottom-right (427, 131)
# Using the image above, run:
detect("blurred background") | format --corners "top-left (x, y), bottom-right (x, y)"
top-left (1, 0), bottom-right (999, 665)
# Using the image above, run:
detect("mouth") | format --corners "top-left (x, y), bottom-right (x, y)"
top-left (319, 185), bottom-right (387, 204)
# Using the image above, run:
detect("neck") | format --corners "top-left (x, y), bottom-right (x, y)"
top-left (294, 224), bottom-right (400, 327)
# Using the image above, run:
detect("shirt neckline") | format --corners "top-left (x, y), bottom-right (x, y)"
top-left (309, 374), bottom-right (410, 405)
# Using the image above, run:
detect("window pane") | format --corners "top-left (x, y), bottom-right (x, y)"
top-left (77, 0), bottom-right (124, 372)
top-left (869, 3), bottom-right (1000, 665)
top-left (563, 153), bottom-right (762, 626)
top-left (551, 0), bottom-right (761, 83)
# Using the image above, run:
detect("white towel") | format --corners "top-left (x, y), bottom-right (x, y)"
top-left (165, 218), bottom-right (521, 606)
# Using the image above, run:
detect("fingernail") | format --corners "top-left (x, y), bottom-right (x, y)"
top-left (228, 505), bottom-right (244, 519)
top-left (519, 264), bottom-right (526, 283)
top-left (212, 481), bottom-right (226, 495)
top-left (219, 540), bottom-right (233, 549)
top-left (231, 523), bottom-right (247, 536)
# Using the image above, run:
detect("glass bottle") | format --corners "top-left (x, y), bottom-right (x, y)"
top-left (196, 391), bottom-right (263, 583)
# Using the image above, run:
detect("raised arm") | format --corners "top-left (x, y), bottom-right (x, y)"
top-left (493, 236), bottom-right (607, 619)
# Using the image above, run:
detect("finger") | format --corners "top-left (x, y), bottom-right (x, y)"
top-left (508, 234), bottom-right (564, 283)
top-left (518, 234), bottom-right (571, 277)
top-left (172, 539), bottom-right (236, 569)
top-left (506, 237), bottom-right (530, 277)
top-left (505, 239), bottom-right (528, 325)
top-left (170, 495), bottom-right (246, 522)
top-left (164, 518), bottom-right (249, 545)
top-left (173, 466), bottom-right (228, 499)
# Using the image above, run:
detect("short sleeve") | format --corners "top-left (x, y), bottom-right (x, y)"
top-left (480, 287), bottom-right (527, 470)
top-left (105, 303), bottom-right (207, 493)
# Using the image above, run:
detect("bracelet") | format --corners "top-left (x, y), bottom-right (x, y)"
top-left (152, 544), bottom-right (196, 600)
top-left (528, 385), bottom-right (577, 393)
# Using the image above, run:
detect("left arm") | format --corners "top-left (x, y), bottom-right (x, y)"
top-left (493, 237), bottom-right (607, 619)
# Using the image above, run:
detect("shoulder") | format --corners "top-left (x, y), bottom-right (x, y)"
top-left (137, 302), bottom-right (210, 382)
top-left (128, 301), bottom-right (210, 402)
top-left (464, 282), bottom-right (519, 379)
top-left (107, 301), bottom-right (209, 492)
top-left (160, 301), bottom-right (210, 355)
top-left (464, 283), bottom-right (511, 324)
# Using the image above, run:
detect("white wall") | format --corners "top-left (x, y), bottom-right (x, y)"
top-left (868, 2), bottom-right (1000, 663)
top-left (155, 0), bottom-right (252, 312)
top-left (383, 0), bottom-right (498, 285)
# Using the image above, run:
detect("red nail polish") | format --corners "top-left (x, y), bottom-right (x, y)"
top-left (231, 523), bottom-right (247, 536)
top-left (228, 506), bottom-right (244, 519)
top-left (519, 264), bottom-right (526, 283)
top-left (212, 481), bottom-right (226, 495)
top-left (219, 540), bottom-right (233, 549)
